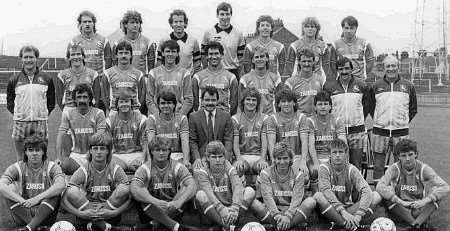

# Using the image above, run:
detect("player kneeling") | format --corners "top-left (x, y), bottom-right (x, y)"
top-left (130, 137), bottom-right (196, 231)
top-left (0, 135), bottom-right (66, 231)
top-left (62, 133), bottom-right (131, 231)
top-left (375, 139), bottom-right (449, 230)
top-left (194, 141), bottom-right (256, 231)
top-left (314, 138), bottom-right (380, 230)
top-left (250, 142), bottom-right (316, 231)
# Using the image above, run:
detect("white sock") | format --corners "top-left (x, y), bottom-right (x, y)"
top-left (173, 222), bottom-right (180, 231)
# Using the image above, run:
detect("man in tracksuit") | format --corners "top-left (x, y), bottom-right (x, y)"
top-left (371, 55), bottom-right (417, 181)
top-left (7, 45), bottom-right (55, 161)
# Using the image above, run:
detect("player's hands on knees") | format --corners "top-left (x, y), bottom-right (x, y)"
top-left (277, 215), bottom-right (291, 231)
top-left (80, 208), bottom-right (98, 220)
top-left (398, 199), bottom-right (414, 208)
top-left (167, 200), bottom-right (183, 211)
top-left (21, 196), bottom-right (41, 208)
top-left (157, 200), bottom-right (169, 211)
top-left (256, 159), bottom-right (269, 171)
top-left (227, 207), bottom-right (239, 225)
top-left (97, 208), bottom-right (116, 220)
top-left (410, 198), bottom-right (429, 209)
top-left (235, 158), bottom-right (246, 174)
top-left (341, 210), bottom-right (357, 230)
top-left (218, 207), bottom-right (229, 224)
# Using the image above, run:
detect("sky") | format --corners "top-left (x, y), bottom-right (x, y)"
top-left (0, 0), bottom-right (446, 57)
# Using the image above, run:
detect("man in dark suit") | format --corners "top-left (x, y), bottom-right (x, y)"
top-left (189, 86), bottom-right (233, 168)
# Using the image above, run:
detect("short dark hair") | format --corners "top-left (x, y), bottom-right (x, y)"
top-left (160, 40), bottom-right (180, 65)
top-left (115, 41), bottom-right (133, 64)
top-left (77, 10), bottom-right (97, 33)
top-left (157, 90), bottom-right (177, 112)
top-left (336, 56), bottom-right (353, 69)
top-left (216, 2), bottom-right (232, 15)
top-left (394, 139), bottom-right (418, 158)
top-left (121, 10), bottom-right (143, 34)
top-left (275, 87), bottom-right (298, 112)
top-left (148, 137), bottom-right (171, 159)
top-left (201, 86), bottom-right (219, 100)
top-left (296, 48), bottom-right (315, 61)
top-left (72, 83), bottom-right (94, 105)
top-left (240, 88), bottom-right (261, 112)
top-left (19, 45), bottom-right (39, 58)
top-left (23, 134), bottom-right (47, 163)
top-left (273, 141), bottom-right (294, 160)
top-left (255, 15), bottom-right (274, 37)
top-left (314, 90), bottom-right (332, 106)
top-left (168, 9), bottom-right (188, 27)
top-left (205, 141), bottom-right (226, 157)
top-left (88, 132), bottom-right (113, 162)
top-left (66, 44), bottom-right (86, 67)
top-left (341, 16), bottom-right (358, 28)
top-left (328, 138), bottom-right (348, 153)
top-left (205, 41), bottom-right (224, 55)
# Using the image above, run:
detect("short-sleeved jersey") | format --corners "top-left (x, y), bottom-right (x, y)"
top-left (244, 39), bottom-right (285, 74)
top-left (104, 66), bottom-right (144, 109)
top-left (113, 35), bottom-right (152, 74)
top-left (69, 162), bottom-right (128, 202)
top-left (266, 112), bottom-right (307, 156)
top-left (232, 112), bottom-right (268, 155)
top-left (285, 74), bottom-right (322, 116)
top-left (308, 115), bottom-right (345, 159)
top-left (202, 24), bottom-right (245, 70)
top-left (334, 37), bottom-right (373, 80)
top-left (1, 161), bottom-right (63, 199)
top-left (239, 71), bottom-right (281, 115)
top-left (158, 33), bottom-right (201, 71)
top-left (259, 166), bottom-right (302, 211)
top-left (58, 107), bottom-right (106, 154)
top-left (69, 34), bottom-right (111, 73)
top-left (132, 160), bottom-right (192, 201)
top-left (146, 113), bottom-right (189, 153)
top-left (56, 67), bottom-right (98, 107)
top-left (193, 68), bottom-right (237, 112)
top-left (286, 38), bottom-right (328, 81)
top-left (320, 163), bottom-right (359, 205)
top-left (392, 161), bottom-right (426, 201)
top-left (147, 65), bottom-right (192, 114)
top-left (106, 110), bottom-right (147, 154)
top-left (194, 162), bottom-right (237, 206)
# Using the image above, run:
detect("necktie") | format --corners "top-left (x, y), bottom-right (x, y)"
top-left (208, 112), bottom-right (215, 141)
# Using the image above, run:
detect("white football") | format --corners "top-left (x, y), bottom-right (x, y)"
top-left (241, 222), bottom-right (266, 231)
top-left (50, 221), bottom-right (76, 231)
top-left (370, 217), bottom-right (396, 231)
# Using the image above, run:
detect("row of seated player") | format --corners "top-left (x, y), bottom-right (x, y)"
top-left (0, 133), bottom-right (448, 231)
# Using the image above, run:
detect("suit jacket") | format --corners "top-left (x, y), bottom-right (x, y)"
top-left (189, 108), bottom-right (233, 161)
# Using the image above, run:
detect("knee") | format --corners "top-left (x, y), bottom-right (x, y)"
top-left (243, 187), bottom-right (256, 201)
top-left (65, 186), bottom-right (84, 205)
top-left (313, 192), bottom-right (327, 205)
top-left (195, 190), bottom-right (209, 205)
top-left (62, 158), bottom-right (79, 175)
top-left (371, 191), bottom-right (382, 206)
top-left (302, 196), bottom-right (317, 209)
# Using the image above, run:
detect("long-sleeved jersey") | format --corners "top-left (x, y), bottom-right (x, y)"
top-left (147, 65), bottom-right (193, 115)
top-left (106, 110), bottom-right (147, 154)
top-left (376, 160), bottom-right (449, 203)
top-left (372, 76), bottom-right (417, 131)
top-left (132, 160), bottom-right (192, 201)
top-left (69, 162), bottom-right (128, 203)
top-left (307, 114), bottom-right (346, 160)
top-left (242, 38), bottom-right (285, 75)
top-left (69, 34), bottom-right (112, 74)
top-left (2, 160), bottom-right (63, 199)
top-left (192, 67), bottom-right (238, 114)
top-left (232, 112), bottom-right (268, 156)
top-left (194, 161), bottom-right (243, 207)
top-left (54, 67), bottom-right (98, 109)
top-left (7, 69), bottom-right (55, 121)
top-left (334, 37), bottom-right (374, 80)
top-left (259, 166), bottom-right (305, 217)
top-left (266, 112), bottom-right (308, 156)
top-left (158, 33), bottom-right (201, 73)
top-left (285, 74), bottom-right (323, 116)
top-left (284, 38), bottom-right (330, 83)
top-left (201, 24), bottom-right (245, 70)
top-left (113, 34), bottom-right (155, 74)
top-left (103, 66), bottom-right (146, 110)
top-left (146, 113), bottom-right (189, 153)
top-left (323, 77), bottom-right (371, 128)
top-left (239, 70), bottom-right (281, 115)
top-left (318, 163), bottom-right (372, 217)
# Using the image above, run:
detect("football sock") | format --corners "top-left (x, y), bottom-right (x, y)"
top-left (412, 203), bottom-right (436, 226)
top-left (28, 203), bottom-right (54, 230)
top-left (389, 204), bottom-right (415, 225)
top-left (320, 205), bottom-right (346, 227)
top-left (10, 204), bottom-right (32, 224)
top-left (144, 204), bottom-right (178, 230)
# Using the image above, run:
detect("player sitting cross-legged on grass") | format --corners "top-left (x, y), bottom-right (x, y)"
top-left (232, 88), bottom-right (269, 178)
top-left (250, 142), bottom-right (316, 231)
top-left (130, 136), bottom-right (196, 231)
top-left (375, 139), bottom-right (450, 231)
top-left (62, 133), bottom-right (131, 231)
top-left (314, 138), bottom-right (380, 231)
top-left (0, 135), bottom-right (66, 231)
top-left (194, 141), bottom-right (256, 231)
